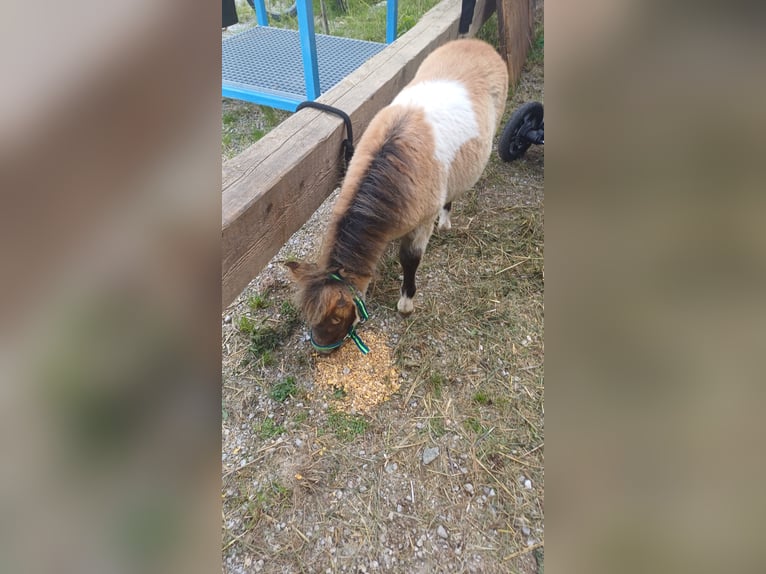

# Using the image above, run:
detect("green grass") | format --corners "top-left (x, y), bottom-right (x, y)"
top-left (476, 13), bottom-right (499, 47)
top-left (427, 416), bottom-right (446, 438)
top-left (280, 299), bottom-right (299, 319)
top-left (427, 373), bottom-right (446, 399)
top-left (463, 416), bottom-right (486, 435)
top-left (269, 377), bottom-right (298, 402)
top-left (325, 409), bottom-right (368, 441)
top-left (247, 293), bottom-right (269, 310)
top-left (472, 391), bottom-right (492, 405)
top-left (528, 28), bottom-right (544, 65)
top-left (255, 418), bottom-right (285, 439)
top-left (238, 300), bottom-right (302, 363)
top-left (237, 315), bottom-right (257, 335)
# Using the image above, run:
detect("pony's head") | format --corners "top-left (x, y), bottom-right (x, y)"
top-left (285, 262), bottom-right (368, 353)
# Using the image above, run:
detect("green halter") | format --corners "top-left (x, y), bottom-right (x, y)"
top-left (310, 273), bottom-right (370, 354)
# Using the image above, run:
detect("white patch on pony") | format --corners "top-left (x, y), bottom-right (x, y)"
top-left (438, 207), bottom-right (452, 231)
top-left (397, 294), bottom-right (415, 315)
top-left (392, 79), bottom-right (479, 170)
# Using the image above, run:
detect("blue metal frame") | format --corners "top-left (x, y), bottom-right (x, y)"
top-left (253, 0), bottom-right (269, 26)
top-left (222, 81), bottom-right (303, 111)
top-left (295, 0), bottom-right (320, 101)
top-left (223, 0), bottom-right (399, 110)
top-left (386, 0), bottom-right (398, 44)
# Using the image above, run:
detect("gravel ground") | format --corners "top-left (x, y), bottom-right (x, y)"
top-left (222, 7), bottom-right (544, 573)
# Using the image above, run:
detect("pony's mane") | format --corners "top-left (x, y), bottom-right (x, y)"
top-left (324, 111), bottom-right (416, 275)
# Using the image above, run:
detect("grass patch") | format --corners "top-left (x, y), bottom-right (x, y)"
top-left (221, 103), bottom-right (291, 159)
top-left (476, 13), bottom-right (499, 47)
top-left (242, 300), bottom-right (300, 366)
top-left (237, 315), bottom-right (257, 335)
top-left (427, 416), bottom-right (446, 438)
top-left (325, 409), bottom-right (368, 441)
top-left (427, 372), bottom-right (446, 399)
top-left (472, 391), bottom-right (493, 406)
top-left (528, 28), bottom-right (544, 66)
top-left (269, 377), bottom-right (298, 402)
top-left (463, 416), bottom-right (486, 435)
top-left (280, 299), bottom-right (299, 320)
top-left (247, 293), bottom-right (269, 310)
top-left (254, 418), bottom-right (285, 439)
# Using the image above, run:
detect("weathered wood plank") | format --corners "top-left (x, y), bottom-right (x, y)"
top-left (465, 0), bottom-right (497, 37)
top-left (222, 0), bottom-right (498, 309)
top-left (497, 0), bottom-right (535, 86)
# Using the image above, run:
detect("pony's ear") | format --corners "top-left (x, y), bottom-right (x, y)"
top-left (284, 261), bottom-right (316, 282)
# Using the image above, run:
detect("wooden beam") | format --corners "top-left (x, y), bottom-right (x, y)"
top-left (222, 0), bottom-right (495, 309)
top-left (497, 0), bottom-right (536, 86)
top-left (465, 0), bottom-right (497, 38)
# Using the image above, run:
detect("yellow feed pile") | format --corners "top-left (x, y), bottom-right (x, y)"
top-left (313, 328), bottom-right (400, 414)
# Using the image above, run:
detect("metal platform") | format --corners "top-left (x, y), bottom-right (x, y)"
top-left (222, 27), bottom-right (386, 111)
top-left (222, 0), bottom-right (398, 111)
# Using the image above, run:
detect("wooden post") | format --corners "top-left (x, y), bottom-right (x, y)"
top-left (496, 0), bottom-right (535, 86)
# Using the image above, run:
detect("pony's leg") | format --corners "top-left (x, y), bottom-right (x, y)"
top-left (398, 223), bottom-right (434, 316)
top-left (438, 202), bottom-right (453, 231)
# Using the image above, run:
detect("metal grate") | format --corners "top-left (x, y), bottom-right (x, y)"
top-left (222, 26), bottom-right (386, 98)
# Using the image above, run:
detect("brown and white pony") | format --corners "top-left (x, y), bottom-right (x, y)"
top-left (287, 39), bottom-right (508, 353)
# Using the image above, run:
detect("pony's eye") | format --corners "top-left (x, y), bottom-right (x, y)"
top-left (330, 316), bottom-right (342, 325)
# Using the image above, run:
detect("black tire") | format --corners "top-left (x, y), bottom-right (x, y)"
top-left (498, 101), bottom-right (544, 162)
top-left (247, 0), bottom-right (298, 21)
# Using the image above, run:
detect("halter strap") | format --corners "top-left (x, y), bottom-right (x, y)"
top-left (309, 273), bottom-right (370, 354)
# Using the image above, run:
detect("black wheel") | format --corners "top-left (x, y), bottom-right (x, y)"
top-left (498, 101), bottom-right (544, 162)
top-left (247, 0), bottom-right (298, 21)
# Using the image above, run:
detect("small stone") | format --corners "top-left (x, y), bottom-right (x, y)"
top-left (294, 438), bottom-right (304, 448)
top-left (521, 526), bottom-right (531, 536)
top-left (343, 367), bottom-right (351, 375)
top-left (422, 446), bottom-right (440, 465)
top-left (224, 314), bottom-right (232, 323)
top-left (359, 485), bottom-right (368, 493)
top-left (335, 490), bottom-right (343, 499)
top-left (385, 462), bottom-right (398, 473)
top-left (437, 525), bottom-right (448, 539)
top-left (524, 479), bottom-right (533, 489)
top-left (463, 483), bottom-right (474, 495)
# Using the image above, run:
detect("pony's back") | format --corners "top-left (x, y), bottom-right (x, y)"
top-left (390, 39), bottom-right (508, 205)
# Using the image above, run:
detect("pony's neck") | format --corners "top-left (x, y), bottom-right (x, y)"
top-left (318, 212), bottom-right (387, 295)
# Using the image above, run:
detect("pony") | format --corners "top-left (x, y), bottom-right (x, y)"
top-left (286, 38), bottom-right (508, 353)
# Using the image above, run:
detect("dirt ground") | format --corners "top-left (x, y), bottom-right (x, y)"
top-left (222, 10), bottom-right (544, 574)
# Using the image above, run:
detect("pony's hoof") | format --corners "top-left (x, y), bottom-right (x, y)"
top-left (397, 296), bottom-right (415, 316)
